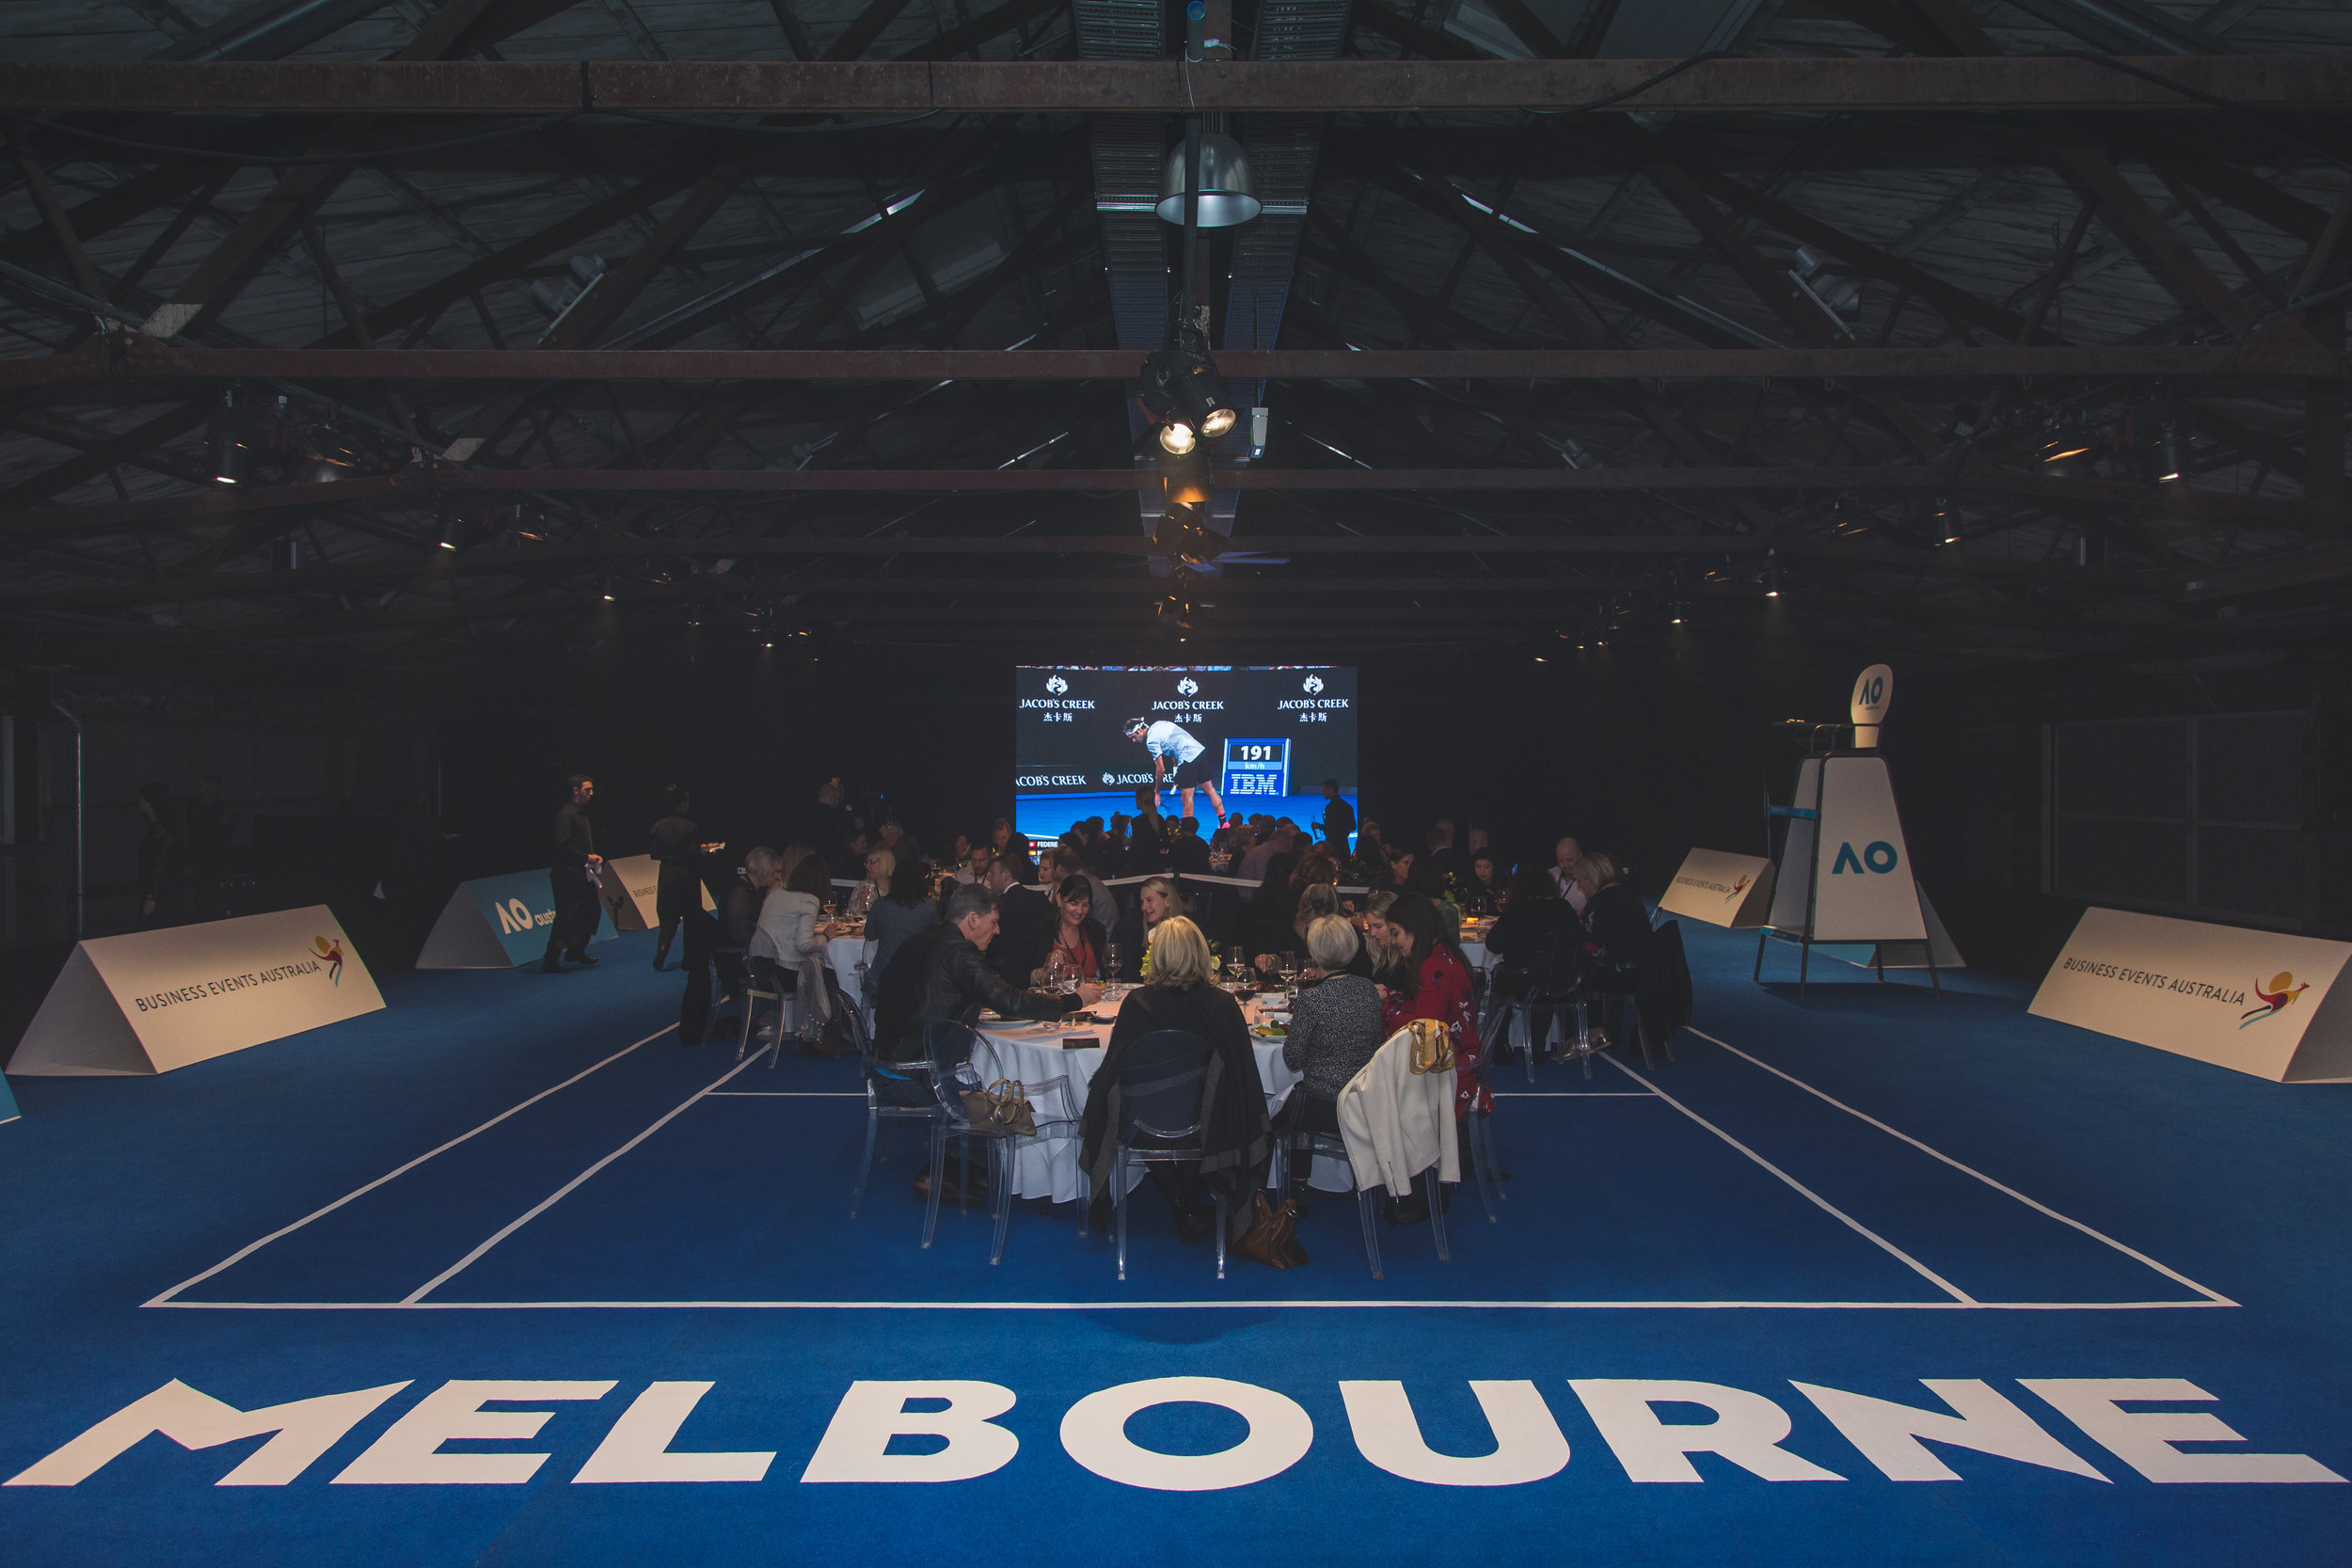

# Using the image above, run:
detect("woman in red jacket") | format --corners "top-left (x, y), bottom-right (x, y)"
top-left (1373, 892), bottom-right (1492, 1121)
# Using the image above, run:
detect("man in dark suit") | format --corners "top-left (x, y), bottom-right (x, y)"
top-left (980, 853), bottom-right (1056, 990)
top-left (543, 773), bottom-right (603, 973)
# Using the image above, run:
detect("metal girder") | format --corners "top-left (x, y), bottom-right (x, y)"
top-left (15, 340), bottom-right (2341, 388)
top-left (0, 465), bottom-right (2311, 539)
top-left (5, 55), bottom-right (2347, 115)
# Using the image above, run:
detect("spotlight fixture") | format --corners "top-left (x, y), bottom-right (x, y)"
top-left (1668, 594), bottom-right (1690, 625)
top-left (1765, 554), bottom-right (1783, 597)
top-left (1140, 326), bottom-right (1238, 453)
top-left (1155, 504), bottom-right (1217, 568)
top-left (600, 578), bottom-right (616, 602)
top-left (437, 514), bottom-right (460, 551)
top-left (2157, 420), bottom-right (2184, 483)
top-left (208, 390), bottom-right (246, 485)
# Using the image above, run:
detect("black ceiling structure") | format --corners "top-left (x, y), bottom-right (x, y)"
top-left (0, 0), bottom-right (2345, 687)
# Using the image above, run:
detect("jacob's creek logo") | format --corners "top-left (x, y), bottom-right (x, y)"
top-left (1176, 676), bottom-right (1200, 697)
top-left (1044, 674), bottom-right (1069, 695)
top-left (495, 898), bottom-right (555, 937)
top-left (1016, 775), bottom-right (1090, 788)
top-left (2241, 972), bottom-right (2311, 1028)
top-left (132, 951), bottom-right (329, 1014)
top-left (1303, 673), bottom-right (1325, 694)
top-left (1830, 840), bottom-right (1899, 874)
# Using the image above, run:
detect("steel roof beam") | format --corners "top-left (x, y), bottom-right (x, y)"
top-left (5, 55), bottom-right (2348, 116)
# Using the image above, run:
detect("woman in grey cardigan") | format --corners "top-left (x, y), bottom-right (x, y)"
top-left (1276, 915), bottom-right (1390, 1188)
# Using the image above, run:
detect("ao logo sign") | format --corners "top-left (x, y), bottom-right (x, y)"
top-left (495, 898), bottom-right (552, 935)
top-left (1832, 841), bottom-right (1899, 876)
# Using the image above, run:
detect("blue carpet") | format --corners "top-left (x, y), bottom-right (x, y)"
top-left (1, 925), bottom-right (2347, 1565)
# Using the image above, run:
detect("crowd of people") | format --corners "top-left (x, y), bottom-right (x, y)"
top-left (544, 771), bottom-right (1649, 1253)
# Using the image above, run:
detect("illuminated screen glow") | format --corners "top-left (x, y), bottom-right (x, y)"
top-left (1014, 665), bottom-right (1359, 843)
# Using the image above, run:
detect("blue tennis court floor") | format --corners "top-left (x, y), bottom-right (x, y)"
top-left (1, 924), bottom-right (2345, 1566)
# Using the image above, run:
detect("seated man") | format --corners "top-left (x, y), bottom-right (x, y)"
top-left (868, 882), bottom-right (1101, 1200)
top-left (981, 853), bottom-right (1057, 989)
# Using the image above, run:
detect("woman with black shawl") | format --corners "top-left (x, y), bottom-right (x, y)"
top-left (1079, 916), bottom-right (1272, 1246)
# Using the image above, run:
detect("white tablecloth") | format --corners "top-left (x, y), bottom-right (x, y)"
top-left (825, 934), bottom-right (876, 999)
top-left (971, 988), bottom-right (1305, 1204)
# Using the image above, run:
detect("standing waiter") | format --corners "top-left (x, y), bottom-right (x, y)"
top-left (543, 772), bottom-right (604, 973)
top-left (647, 784), bottom-right (700, 971)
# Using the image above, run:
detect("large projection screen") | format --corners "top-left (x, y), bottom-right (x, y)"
top-left (1015, 666), bottom-right (1359, 845)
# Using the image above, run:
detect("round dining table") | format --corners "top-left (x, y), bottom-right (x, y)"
top-left (970, 985), bottom-right (1313, 1205)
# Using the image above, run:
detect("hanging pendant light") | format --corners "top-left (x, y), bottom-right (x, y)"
top-left (1157, 133), bottom-right (1261, 229)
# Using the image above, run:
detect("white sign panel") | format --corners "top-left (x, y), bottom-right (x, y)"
top-left (2030, 907), bottom-right (2352, 1083)
top-left (600, 854), bottom-right (714, 931)
top-left (1660, 848), bottom-right (1775, 928)
top-left (1766, 756), bottom-right (1926, 942)
top-left (7, 907), bottom-right (384, 1078)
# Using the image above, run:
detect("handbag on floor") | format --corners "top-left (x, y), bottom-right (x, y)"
top-left (960, 1078), bottom-right (1037, 1137)
top-left (1234, 1192), bottom-right (1309, 1269)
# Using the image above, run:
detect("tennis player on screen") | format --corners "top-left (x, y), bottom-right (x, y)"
top-left (1125, 717), bottom-right (1228, 828)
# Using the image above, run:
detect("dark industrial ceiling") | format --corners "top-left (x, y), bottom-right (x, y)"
top-left (0, 0), bottom-right (2345, 688)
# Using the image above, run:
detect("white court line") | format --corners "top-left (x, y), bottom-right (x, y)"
top-left (401, 1048), bottom-right (770, 1304)
top-left (1602, 1054), bottom-right (1979, 1305)
top-left (147, 1296), bottom-right (2233, 1313)
top-left (707, 1091), bottom-right (864, 1098)
top-left (1685, 1026), bottom-right (2237, 1307)
top-left (144, 1025), bottom-right (676, 1308)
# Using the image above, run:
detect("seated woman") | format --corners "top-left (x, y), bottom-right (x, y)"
top-left (1577, 851), bottom-right (1649, 968)
top-left (1030, 874), bottom-right (1104, 987)
top-left (1079, 917), bottom-right (1272, 1245)
top-left (1109, 873), bottom-right (1186, 981)
top-left (745, 847), bottom-right (836, 1052)
top-left (1375, 892), bottom-right (1490, 1126)
top-left (1460, 850), bottom-right (1506, 915)
top-left (1486, 866), bottom-right (1581, 1000)
top-left (1258, 872), bottom-right (1367, 979)
top-left (861, 856), bottom-right (940, 1008)
top-left (846, 845), bottom-right (893, 920)
top-left (1275, 914), bottom-right (1389, 1196)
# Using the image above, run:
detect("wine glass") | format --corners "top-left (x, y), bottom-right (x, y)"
top-left (1106, 942), bottom-right (1124, 984)
top-left (1280, 951), bottom-right (1298, 986)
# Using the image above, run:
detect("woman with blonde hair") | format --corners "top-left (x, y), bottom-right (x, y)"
top-left (1111, 873), bottom-right (1186, 980)
top-left (746, 846), bottom-right (837, 1053)
top-left (1079, 917), bottom-right (1271, 1246)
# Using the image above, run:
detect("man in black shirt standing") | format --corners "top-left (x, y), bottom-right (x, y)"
top-left (1318, 778), bottom-right (1357, 852)
top-left (543, 773), bottom-right (603, 973)
top-left (647, 784), bottom-right (700, 971)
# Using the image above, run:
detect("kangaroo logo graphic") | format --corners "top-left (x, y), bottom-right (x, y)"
top-left (312, 936), bottom-right (344, 987)
top-left (2239, 972), bottom-right (2310, 1028)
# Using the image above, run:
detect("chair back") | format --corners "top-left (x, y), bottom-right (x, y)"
top-left (923, 1019), bottom-right (983, 1115)
top-left (825, 963), bottom-right (875, 1061)
top-left (1523, 924), bottom-right (1587, 1000)
top-left (1116, 1028), bottom-right (1212, 1142)
top-left (1635, 920), bottom-right (1693, 1037)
